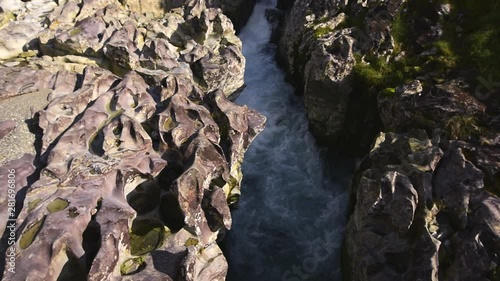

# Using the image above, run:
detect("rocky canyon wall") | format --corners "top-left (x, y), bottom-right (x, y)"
top-left (274, 0), bottom-right (500, 280)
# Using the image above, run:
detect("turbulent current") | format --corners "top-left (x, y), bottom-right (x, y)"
top-left (222, 1), bottom-right (351, 280)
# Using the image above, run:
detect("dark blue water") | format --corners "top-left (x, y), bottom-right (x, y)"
top-left (223, 1), bottom-right (351, 281)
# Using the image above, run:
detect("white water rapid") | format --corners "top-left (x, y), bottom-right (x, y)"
top-left (222, 1), bottom-right (351, 281)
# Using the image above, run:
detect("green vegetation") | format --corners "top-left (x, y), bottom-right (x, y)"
top-left (27, 199), bottom-right (42, 212)
top-left (69, 27), bottom-right (83, 36)
top-left (381, 87), bottom-right (396, 97)
top-left (391, 14), bottom-right (409, 52)
top-left (401, 0), bottom-right (500, 84)
top-left (46, 198), bottom-right (70, 213)
top-left (296, 0), bottom-right (499, 103)
top-left (129, 218), bottom-right (166, 256)
top-left (120, 257), bottom-right (146, 276)
top-left (184, 237), bottom-right (199, 247)
top-left (349, 0), bottom-right (500, 97)
top-left (314, 26), bottom-right (334, 38)
top-left (352, 53), bottom-right (420, 92)
top-left (19, 216), bottom-right (46, 249)
top-left (441, 0), bottom-right (500, 80)
top-left (444, 115), bottom-right (483, 140)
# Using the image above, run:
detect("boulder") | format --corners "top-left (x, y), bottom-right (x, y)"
top-left (378, 80), bottom-right (487, 134)
top-left (345, 130), bottom-right (443, 281)
top-left (345, 131), bottom-right (500, 281)
top-left (207, 0), bottom-right (256, 32)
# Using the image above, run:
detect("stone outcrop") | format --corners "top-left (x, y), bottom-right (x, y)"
top-left (342, 83), bottom-right (500, 280)
top-left (276, 0), bottom-right (405, 153)
top-left (345, 130), bottom-right (442, 280)
top-left (0, 0), bottom-right (252, 96)
top-left (378, 80), bottom-right (487, 134)
top-left (345, 131), bottom-right (500, 281)
top-left (206, 0), bottom-right (257, 32)
top-left (0, 0), bottom-right (264, 280)
top-left (276, 0), bottom-right (500, 280)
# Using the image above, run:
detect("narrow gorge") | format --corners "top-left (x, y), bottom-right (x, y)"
top-left (0, 0), bottom-right (499, 280)
top-left (223, 1), bottom-right (350, 280)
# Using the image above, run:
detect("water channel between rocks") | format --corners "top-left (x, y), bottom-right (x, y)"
top-left (222, 1), bottom-right (351, 280)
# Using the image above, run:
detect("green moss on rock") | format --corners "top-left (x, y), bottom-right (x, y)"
top-left (19, 216), bottom-right (46, 249)
top-left (129, 218), bottom-right (166, 256)
top-left (46, 198), bottom-right (70, 213)
top-left (184, 237), bottom-right (199, 247)
top-left (120, 257), bottom-right (146, 276)
top-left (27, 199), bottom-right (42, 212)
top-left (444, 115), bottom-right (483, 140)
top-left (314, 26), bottom-right (334, 38)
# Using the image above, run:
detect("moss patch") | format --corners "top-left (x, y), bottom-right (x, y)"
top-left (129, 218), bottom-right (165, 256)
top-left (19, 216), bottom-right (46, 249)
top-left (69, 27), bottom-right (83, 36)
top-left (381, 87), bottom-right (396, 97)
top-left (46, 198), bottom-right (70, 213)
top-left (163, 117), bottom-right (177, 131)
top-left (314, 26), bottom-right (334, 38)
top-left (120, 257), bottom-right (146, 276)
top-left (444, 115), bottom-right (483, 140)
top-left (352, 53), bottom-right (420, 92)
top-left (27, 199), bottom-right (42, 212)
top-left (184, 237), bottom-right (199, 247)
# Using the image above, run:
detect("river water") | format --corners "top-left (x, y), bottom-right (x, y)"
top-left (222, 1), bottom-right (351, 280)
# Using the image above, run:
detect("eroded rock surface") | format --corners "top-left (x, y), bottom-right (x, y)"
top-left (276, 1), bottom-right (500, 279)
top-left (276, 0), bottom-right (404, 153)
top-left (378, 80), bottom-right (487, 133)
top-left (0, 0), bottom-right (264, 280)
top-left (0, 0), bottom-right (248, 97)
top-left (345, 131), bottom-right (500, 281)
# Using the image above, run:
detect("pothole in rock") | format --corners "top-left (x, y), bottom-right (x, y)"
top-left (19, 216), bottom-right (46, 249)
top-left (127, 180), bottom-right (161, 214)
top-left (46, 198), bottom-right (70, 213)
top-left (129, 217), bottom-right (168, 256)
top-left (126, 164), bottom-right (186, 232)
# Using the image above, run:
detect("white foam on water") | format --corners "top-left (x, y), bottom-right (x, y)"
top-left (223, 1), bottom-right (350, 280)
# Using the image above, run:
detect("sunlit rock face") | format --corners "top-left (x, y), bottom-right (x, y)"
top-left (0, 0), bottom-right (264, 280)
top-left (276, 0), bottom-right (406, 154)
top-left (0, 0), bottom-right (247, 97)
